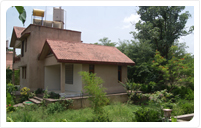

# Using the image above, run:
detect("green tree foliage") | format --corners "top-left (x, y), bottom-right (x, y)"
top-left (14, 6), bottom-right (26, 25)
top-left (118, 39), bottom-right (155, 83)
top-left (95, 37), bottom-right (116, 47)
top-left (151, 45), bottom-right (194, 92)
top-left (134, 6), bottom-right (193, 59)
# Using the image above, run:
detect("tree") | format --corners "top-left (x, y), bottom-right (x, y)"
top-left (14, 6), bottom-right (26, 25)
top-left (95, 37), bottom-right (116, 47)
top-left (134, 6), bottom-right (193, 59)
top-left (151, 45), bottom-right (194, 92)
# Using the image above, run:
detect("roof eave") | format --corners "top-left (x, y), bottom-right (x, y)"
top-left (57, 59), bottom-right (135, 66)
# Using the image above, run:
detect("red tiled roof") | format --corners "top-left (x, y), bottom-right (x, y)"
top-left (13, 26), bottom-right (25, 38)
top-left (42, 39), bottom-right (135, 65)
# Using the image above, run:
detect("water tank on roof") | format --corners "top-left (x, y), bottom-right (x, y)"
top-left (33, 19), bottom-right (42, 25)
top-left (53, 7), bottom-right (64, 23)
top-left (53, 21), bottom-right (63, 29)
top-left (33, 9), bottom-right (44, 17)
top-left (43, 20), bottom-right (53, 27)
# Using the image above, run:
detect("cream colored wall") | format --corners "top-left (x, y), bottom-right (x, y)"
top-left (13, 25), bottom-right (81, 91)
top-left (82, 64), bottom-right (127, 94)
top-left (44, 55), bottom-right (59, 66)
top-left (65, 64), bottom-right (82, 93)
top-left (44, 65), bottom-right (60, 90)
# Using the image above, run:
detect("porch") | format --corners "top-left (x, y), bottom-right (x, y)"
top-left (48, 90), bottom-right (82, 98)
top-left (44, 62), bottom-right (82, 97)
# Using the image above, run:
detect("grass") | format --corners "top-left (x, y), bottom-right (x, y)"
top-left (7, 102), bottom-right (141, 122)
top-left (6, 100), bottom-right (194, 122)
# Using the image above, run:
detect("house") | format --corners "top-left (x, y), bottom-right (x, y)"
top-left (10, 8), bottom-right (135, 97)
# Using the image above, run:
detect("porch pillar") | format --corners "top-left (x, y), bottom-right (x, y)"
top-left (60, 63), bottom-right (65, 93)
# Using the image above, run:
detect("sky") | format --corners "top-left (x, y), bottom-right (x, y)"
top-left (6, 6), bottom-right (194, 55)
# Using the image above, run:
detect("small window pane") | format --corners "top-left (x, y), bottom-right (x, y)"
top-left (65, 64), bottom-right (73, 84)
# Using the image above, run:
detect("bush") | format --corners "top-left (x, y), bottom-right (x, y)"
top-left (172, 86), bottom-right (194, 100)
top-left (6, 67), bottom-right (13, 84)
top-left (6, 104), bottom-right (16, 113)
top-left (79, 71), bottom-right (109, 114)
top-left (46, 102), bottom-right (65, 115)
top-left (48, 92), bottom-right (60, 99)
top-left (6, 92), bottom-right (14, 106)
top-left (184, 89), bottom-right (194, 100)
top-left (180, 102), bottom-right (194, 114)
top-left (28, 92), bottom-right (36, 98)
top-left (92, 112), bottom-right (112, 122)
top-left (20, 87), bottom-right (31, 101)
top-left (132, 107), bottom-right (162, 122)
top-left (6, 83), bottom-right (18, 96)
top-left (34, 88), bottom-right (43, 94)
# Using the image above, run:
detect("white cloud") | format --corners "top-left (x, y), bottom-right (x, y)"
top-left (123, 14), bottom-right (140, 24)
top-left (121, 14), bottom-right (140, 29)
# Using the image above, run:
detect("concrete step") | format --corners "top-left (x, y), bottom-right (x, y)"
top-left (13, 103), bottom-right (24, 108)
top-left (29, 98), bottom-right (41, 104)
top-left (33, 96), bottom-right (43, 101)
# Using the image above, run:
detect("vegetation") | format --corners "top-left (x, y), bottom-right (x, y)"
top-left (94, 37), bottom-right (116, 47)
top-left (79, 71), bottom-right (110, 121)
top-left (6, 6), bottom-right (193, 122)
top-left (6, 100), bottom-right (193, 122)
top-left (6, 67), bottom-right (13, 84)
top-left (14, 6), bottom-right (26, 25)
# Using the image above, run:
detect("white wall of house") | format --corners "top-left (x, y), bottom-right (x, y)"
top-left (44, 64), bottom-right (60, 90)
top-left (65, 64), bottom-right (82, 93)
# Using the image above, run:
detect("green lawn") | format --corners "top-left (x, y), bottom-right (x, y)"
top-left (6, 100), bottom-right (194, 122)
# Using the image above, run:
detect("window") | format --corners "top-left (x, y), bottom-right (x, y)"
top-left (118, 66), bottom-right (122, 82)
top-left (22, 66), bottom-right (26, 79)
top-left (89, 65), bottom-right (94, 74)
top-left (21, 41), bottom-right (24, 57)
top-left (65, 64), bottom-right (73, 84)
top-left (25, 39), bottom-right (27, 52)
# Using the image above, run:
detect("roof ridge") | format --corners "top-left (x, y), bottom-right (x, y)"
top-left (46, 39), bottom-right (117, 48)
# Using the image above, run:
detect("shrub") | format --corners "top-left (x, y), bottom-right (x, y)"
top-left (132, 107), bottom-right (162, 122)
top-left (6, 92), bottom-right (14, 106)
top-left (184, 89), bottom-right (194, 100)
top-left (6, 67), bottom-right (12, 84)
top-left (28, 92), bottom-right (36, 98)
top-left (34, 88), bottom-right (44, 94)
top-left (6, 83), bottom-right (18, 96)
top-left (92, 112), bottom-right (112, 122)
top-left (172, 86), bottom-right (194, 100)
top-left (180, 102), bottom-right (194, 114)
top-left (79, 71), bottom-right (109, 114)
top-left (20, 87), bottom-right (31, 101)
top-left (43, 88), bottom-right (50, 98)
top-left (62, 99), bottom-right (73, 109)
top-left (48, 91), bottom-right (60, 99)
top-left (46, 102), bottom-right (65, 114)
top-left (6, 104), bottom-right (16, 113)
